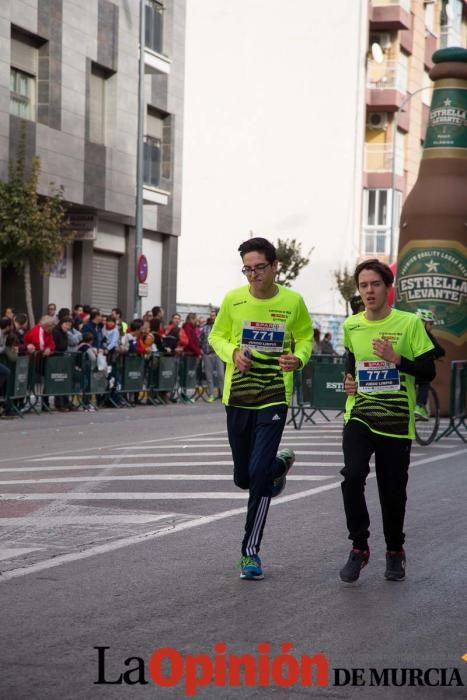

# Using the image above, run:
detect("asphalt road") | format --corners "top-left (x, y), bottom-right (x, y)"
top-left (0, 402), bottom-right (466, 699)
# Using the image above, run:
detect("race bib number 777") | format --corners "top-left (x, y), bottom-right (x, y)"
top-left (357, 360), bottom-right (400, 393)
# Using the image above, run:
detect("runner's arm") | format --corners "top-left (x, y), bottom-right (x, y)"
top-left (208, 295), bottom-right (238, 364)
top-left (292, 297), bottom-right (313, 369)
top-left (396, 351), bottom-right (436, 382)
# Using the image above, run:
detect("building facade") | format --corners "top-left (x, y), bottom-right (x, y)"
top-left (362, 0), bottom-right (467, 263)
top-left (0, 0), bottom-right (185, 320)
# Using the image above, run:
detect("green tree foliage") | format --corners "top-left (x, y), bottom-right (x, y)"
top-left (275, 238), bottom-right (313, 287)
top-left (334, 266), bottom-right (357, 316)
top-left (0, 135), bottom-right (72, 325)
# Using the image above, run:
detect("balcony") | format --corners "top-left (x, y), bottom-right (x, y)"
top-left (366, 58), bottom-right (407, 111)
top-left (370, 0), bottom-right (411, 31)
top-left (425, 29), bottom-right (438, 69)
top-left (363, 142), bottom-right (404, 190)
top-left (364, 143), bottom-right (404, 175)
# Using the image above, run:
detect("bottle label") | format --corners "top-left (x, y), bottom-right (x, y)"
top-left (396, 240), bottom-right (467, 345)
top-left (424, 87), bottom-right (467, 154)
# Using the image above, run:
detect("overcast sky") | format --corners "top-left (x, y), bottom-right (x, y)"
top-left (178, 0), bottom-right (365, 313)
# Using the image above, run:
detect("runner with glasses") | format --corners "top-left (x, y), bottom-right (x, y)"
top-left (209, 237), bottom-right (312, 580)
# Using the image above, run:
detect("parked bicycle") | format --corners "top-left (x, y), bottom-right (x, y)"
top-left (414, 384), bottom-right (440, 445)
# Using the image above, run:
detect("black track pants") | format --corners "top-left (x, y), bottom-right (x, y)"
top-left (341, 420), bottom-right (411, 551)
top-left (226, 404), bottom-right (287, 556)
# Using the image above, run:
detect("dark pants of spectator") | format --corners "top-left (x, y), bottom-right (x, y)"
top-left (416, 382), bottom-right (429, 405)
top-left (226, 404), bottom-right (288, 556)
top-left (341, 420), bottom-right (411, 552)
top-left (0, 363), bottom-right (11, 398)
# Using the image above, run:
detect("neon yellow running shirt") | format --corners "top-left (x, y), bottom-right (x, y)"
top-left (209, 284), bottom-right (312, 409)
top-left (343, 309), bottom-right (434, 439)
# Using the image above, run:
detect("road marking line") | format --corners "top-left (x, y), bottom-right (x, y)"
top-left (0, 429), bottom-right (229, 465)
top-left (0, 514), bottom-right (179, 526)
top-left (0, 461), bottom-right (344, 473)
top-left (0, 449), bottom-right (463, 582)
top-left (0, 547), bottom-right (43, 561)
top-left (30, 450), bottom-right (343, 461)
top-left (0, 474), bottom-right (333, 485)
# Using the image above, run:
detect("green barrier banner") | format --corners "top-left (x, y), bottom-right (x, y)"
top-left (122, 355), bottom-right (145, 392)
top-left (12, 355), bottom-right (30, 398)
top-left (180, 356), bottom-right (198, 390)
top-left (43, 354), bottom-right (74, 395)
top-left (151, 356), bottom-right (177, 391)
top-left (309, 357), bottom-right (346, 410)
top-left (89, 370), bottom-right (108, 394)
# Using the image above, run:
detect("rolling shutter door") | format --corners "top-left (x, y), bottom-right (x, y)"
top-left (92, 252), bottom-right (119, 314)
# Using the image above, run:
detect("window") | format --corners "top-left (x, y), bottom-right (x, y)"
top-left (144, 136), bottom-right (161, 187)
top-left (145, 0), bottom-right (164, 54)
top-left (89, 64), bottom-right (108, 144)
top-left (10, 32), bottom-right (39, 120)
top-left (10, 68), bottom-right (34, 119)
top-left (440, 0), bottom-right (463, 48)
top-left (144, 108), bottom-right (171, 187)
top-left (362, 189), bottom-right (401, 255)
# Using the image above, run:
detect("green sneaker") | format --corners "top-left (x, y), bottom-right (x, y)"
top-left (272, 448), bottom-right (295, 498)
top-left (239, 554), bottom-right (264, 580)
top-left (415, 405), bottom-right (429, 421)
top-left (207, 395), bottom-right (215, 403)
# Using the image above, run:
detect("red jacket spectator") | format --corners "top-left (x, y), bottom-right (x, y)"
top-left (181, 314), bottom-right (202, 357)
top-left (25, 317), bottom-right (56, 354)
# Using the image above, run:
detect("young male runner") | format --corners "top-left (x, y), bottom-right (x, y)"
top-left (340, 259), bottom-right (435, 584)
top-left (209, 237), bottom-right (312, 580)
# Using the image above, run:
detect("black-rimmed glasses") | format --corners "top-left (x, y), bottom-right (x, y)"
top-left (241, 263), bottom-right (271, 276)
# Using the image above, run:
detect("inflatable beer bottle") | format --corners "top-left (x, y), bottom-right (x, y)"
top-left (395, 47), bottom-right (467, 414)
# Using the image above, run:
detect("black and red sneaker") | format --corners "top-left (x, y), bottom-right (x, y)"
top-left (385, 550), bottom-right (406, 581)
top-left (339, 548), bottom-right (370, 583)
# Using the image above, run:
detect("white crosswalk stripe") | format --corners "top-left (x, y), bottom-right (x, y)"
top-left (1, 414), bottom-right (460, 580)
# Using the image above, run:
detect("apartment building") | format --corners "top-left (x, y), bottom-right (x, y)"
top-left (362, 0), bottom-right (467, 264)
top-left (0, 0), bottom-right (185, 320)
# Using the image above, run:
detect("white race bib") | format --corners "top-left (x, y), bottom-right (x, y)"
top-left (357, 360), bottom-right (400, 393)
top-left (241, 321), bottom-right (285, 353)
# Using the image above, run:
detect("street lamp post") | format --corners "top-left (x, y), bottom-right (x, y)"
top-left (389, 86), bottom-right (432, 263)
top-left (134, 0), bottom-right (146, 318)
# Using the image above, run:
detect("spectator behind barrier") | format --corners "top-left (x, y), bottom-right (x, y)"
top-left (14, 313), bottom-right (29, 353)
top-left (81, 310), bottom-right (103, 349)
top-left (25, 316), bottom-right (56, 356)
top-left (162, 313), bottom-right (181, 354)
top-left (321, 332), bottom-right (337, 356)
top-left (200, 309), bottom-right (225, 401)
top-left (179, 313), bottom-right (202, 357)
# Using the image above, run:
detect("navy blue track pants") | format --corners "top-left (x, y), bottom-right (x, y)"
top-left (226, 404), bottom-right (288, 556)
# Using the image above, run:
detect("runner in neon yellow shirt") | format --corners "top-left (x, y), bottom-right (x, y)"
top-left (339, 259), bottom-right (435, 584)
top-left (209, 237), bottom-right (312, 580)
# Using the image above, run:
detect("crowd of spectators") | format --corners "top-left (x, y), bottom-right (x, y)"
top-left (0, 303), bottom-right (225, 416)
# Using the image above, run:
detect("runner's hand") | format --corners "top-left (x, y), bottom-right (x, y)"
top-left (279, 353), bottom-right (300, 372)
top-left (233, 349), bottom-right (252, 373)
top-left (344, 373), bottom-right (357, 395)
top-left (372, 339), bottom-right (401, 365)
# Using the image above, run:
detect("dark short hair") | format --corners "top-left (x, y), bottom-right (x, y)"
top-left (354, 259), bottom-right (394, 288)
top-left (82, 332), bottom-right (94, 343)
top-left (59, 315), bottom-right (72, 325)
top-left (15, 313), bottom-right (28, 325)
top-left (152, 306), bottom-right (162, 317)
top-left (0, 317), bottom-right (12, 330)
top-left (130, 319), bottom-right (143, 332)
top-left (58, 307), bottom-right (70, 320)
top-left (90, 310), bottom-right (101, 320)
top-left (238, 237), bottom-right (277, 264)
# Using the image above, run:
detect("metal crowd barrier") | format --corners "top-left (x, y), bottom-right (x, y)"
top-left (437, 360), bottom-right (467, 443)
top-left (290, 355), bottom-right (346, 429)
